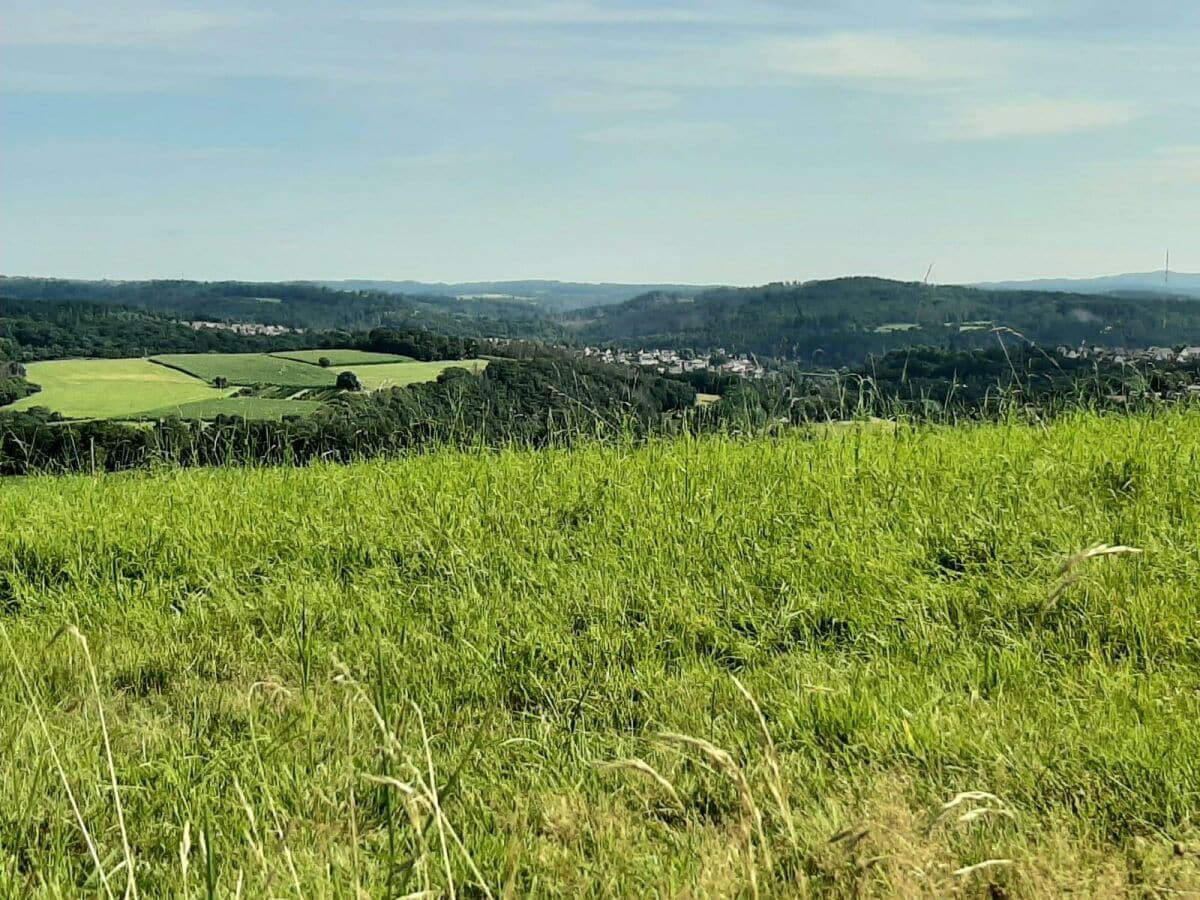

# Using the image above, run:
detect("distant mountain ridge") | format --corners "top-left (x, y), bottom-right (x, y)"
top-left (975, 271), bottom-right (1200, 298)
top-left (319, 279), bottom-right (719, 311)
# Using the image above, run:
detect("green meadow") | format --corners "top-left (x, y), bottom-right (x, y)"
top-left (6, 358), bottom-right (234, 419)
top-left (2, 410), bottom-right (1199, 896)
top-left (137, 397), bottom-right (327, 421)
top-left (356, 358), bottom-right (488, 389)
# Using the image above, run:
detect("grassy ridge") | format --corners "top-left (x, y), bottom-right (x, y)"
top-left (2, 412), bottom-right (1199, 896)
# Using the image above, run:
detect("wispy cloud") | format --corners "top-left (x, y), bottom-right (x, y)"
top-left (766, 31), bottom-right (1010, 83)
top-left (940, 97), bottom-right (1138, 139)
top-left (917, 2), bottom-right (1044, 24)
top-left (0, 7), bottom-right (256, 46)
top-left (366, 3), bottom-right (714, 27)
top-left (550, 89), bottom-right (679, 114)
top-left (1105, 145), bottom-right (1200, 187)
top-left (388, 147), bottom-right (509, 167)
top-left (580, 120), bottom-right (730, 144)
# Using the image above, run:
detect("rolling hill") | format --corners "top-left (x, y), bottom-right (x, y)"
top-left (572, 277), bottom-right (1200, 365)
top-left (977, 270), bottom-right (1200, 299)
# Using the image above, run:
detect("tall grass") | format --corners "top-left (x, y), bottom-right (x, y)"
top-left (1, 410), bottom-right (1199, 895)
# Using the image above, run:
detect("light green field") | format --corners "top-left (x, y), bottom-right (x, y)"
top-left (355, 358), bottom-right (488, 389)
top-left (151, 354), bottom-right (337, 387)
top-left (271, 349), bottom-right (414, 366)
top-left (138, 397), bottom-right (326, 420)
top-left (5, 358), bottom-right (233, 419)
top-left (2, 412), bottom-right (1200, 895)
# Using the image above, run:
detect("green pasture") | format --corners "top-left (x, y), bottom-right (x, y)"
top-left (271, 349), bottom-right (413, 366)
top-left (2, 411), bottom-right (1199, 895)
top-left (4, 358), bottom-right (233, 419)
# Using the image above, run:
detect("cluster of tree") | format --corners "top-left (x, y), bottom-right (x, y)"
top-left (0, 361), bottom-right (35, 407)
top-left (0, 356), bottom-right (696, 475)
top-left (0, 277), bottom-right (566, 340)
top-left (573, 277), bottom-right (1200, 365)
top-left (362, 327), bottom-right (479, 361)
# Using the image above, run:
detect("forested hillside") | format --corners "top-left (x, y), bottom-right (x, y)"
top-left (575, 277), bottom-right (1200, 364)
top-left (323, 278), bottom-right (718, 311)
top-left (0, 277), bottom-right (565, 340)
top-left (0, 298), bottom-right (329, 361)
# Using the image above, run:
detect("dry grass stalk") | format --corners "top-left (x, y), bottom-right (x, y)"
top-left (953, 858), bottom-right (1014, 877)
top-left (659, 731), bottom-right (764, 899)
top-left (928, 791), bottom-right (1014, 834)
top-left (67, 627), bottom-right (139, 900)
top-left (597, 758), bottom-right (686, 810)
top-left (732, 675), bottom-right (796, 843)
top-left (1, 622), bottom-right (115, 900)
top-left (1043, 544), bottom-right (1143, 612)
top-left (179, 821), bottom-right (192, 900)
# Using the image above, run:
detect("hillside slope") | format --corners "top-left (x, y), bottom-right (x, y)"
top-left (322, 278), bottom-right (720, 311)
top-left (574, 277), bottom-right (1200, 364)
top-left (2, 413), bottom-right (1199, 895)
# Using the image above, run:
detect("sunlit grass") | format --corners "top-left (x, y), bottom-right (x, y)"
top-left (1, 410), bottom-right (1199, 895)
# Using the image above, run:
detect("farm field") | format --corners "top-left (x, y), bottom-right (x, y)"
top-left (4, 358), bottom-right (233, 419)
top-left (355, 358), bottom-right (488, 389)
top-left (137, 396), bottom-right (326, 420)
top-left (151, 353), bottom-right (338, 387)
top-left (271, 349), bottom-right (413, 366)
top-left (2, 411), bottom-right (1199, 896)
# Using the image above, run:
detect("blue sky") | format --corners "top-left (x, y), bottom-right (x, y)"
top-left (1, 1), bottom-right (1197, 285)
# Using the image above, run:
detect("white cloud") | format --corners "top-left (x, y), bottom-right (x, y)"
top-left (0, 8), bottom-right (255, 46)
top-left (550, 89), bottom-right (679, 113)
top-left (766, 31), bottom-right (1009, 83)
top-left (940, 97), bottom-right (1138, 139)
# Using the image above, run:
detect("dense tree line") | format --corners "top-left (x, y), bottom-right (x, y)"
top-left (0, 298), bottom-right (345, 361)
top-left (574, 277), bottom-right (1200, 365)
top-left (689, 343), bottom-right (1200, 425)
top-left (0, 356), bottom-right (696, 475)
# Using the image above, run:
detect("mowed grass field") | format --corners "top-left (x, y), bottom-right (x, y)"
top-left (151, 353), bottom-right (338, 387)
top-left (271, 349), bottom-right (413, 366)
top-left (5, 358), bottom-right (233, 419)
top-left (356, 358), bottom-right (488, 389)
top-left (3, 412), bottom-right (1200, 896)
